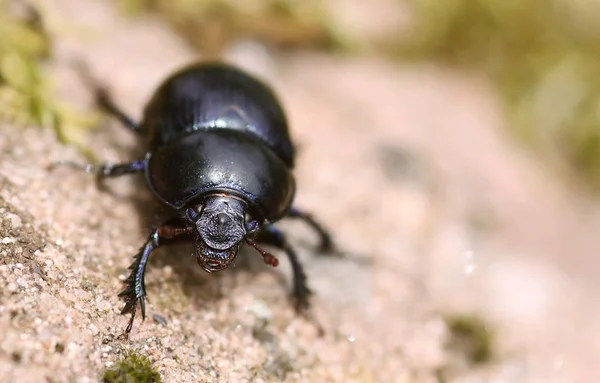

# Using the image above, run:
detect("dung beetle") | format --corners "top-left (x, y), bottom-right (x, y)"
top-left (58, 62), bottom-right (335, 336)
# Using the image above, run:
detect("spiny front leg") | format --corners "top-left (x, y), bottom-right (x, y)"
top-left (118, 220), bottom-right (193, 338)
top-left (118, 232), bottom-right (158, 337)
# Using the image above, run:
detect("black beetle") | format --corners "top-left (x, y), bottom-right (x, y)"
top-left (59, 62), bottom-right (335, 336)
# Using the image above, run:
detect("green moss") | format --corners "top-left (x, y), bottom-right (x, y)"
top-left (0, 1), bottom-right (55, 127)
top-left (444, 314), bottom-right (494, 364)
top-left (398, 0), bottom-right (600, 192)
top-left (0, 1), bottom-right (100, 155)
top-left (103, 351), bottom-right (162, 383)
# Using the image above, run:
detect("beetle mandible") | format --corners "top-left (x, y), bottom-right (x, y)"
top-left (59, 62), bottom-right (335, 336)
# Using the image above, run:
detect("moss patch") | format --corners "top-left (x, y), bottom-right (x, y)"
top-left (444, 314), bottom-right (494, 365)
top-left (103, 351), bottom-right (162, 383)
top-left (0, 1), bottom-right (100, 156)
top-left (0, 1), bottom-right (55, 128)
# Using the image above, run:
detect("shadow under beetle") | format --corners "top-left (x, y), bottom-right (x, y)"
top-left (60, 62), bottom-right (335, 337)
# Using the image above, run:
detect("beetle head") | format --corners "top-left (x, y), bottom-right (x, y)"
top-left (186, 194), bottom-right (281, 272)
top-left (188, 195), bottom-right (248, 272)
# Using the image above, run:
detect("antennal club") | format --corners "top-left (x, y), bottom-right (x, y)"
top-left (245, 238), bottom-right (279, 267)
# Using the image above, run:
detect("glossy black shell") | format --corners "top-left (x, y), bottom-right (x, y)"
top-left (140, 63), bottom-right (296, 222)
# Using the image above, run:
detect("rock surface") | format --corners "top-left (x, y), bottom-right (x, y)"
top-left (1, 0), bottom-right (599, 382)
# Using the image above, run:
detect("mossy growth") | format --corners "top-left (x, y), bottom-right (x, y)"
top-left (398, 0), bottom-right (600, 193)
top-left (117, 0), bottom-right (350, 56)
top-left (444, 314), bottom-right (494, 365)
top-left (103, 351), bottom-right (162, 383)
top-left (0, 0), bottom-right (100, 155)
top-left (0, 0), bottom-right (55, 128)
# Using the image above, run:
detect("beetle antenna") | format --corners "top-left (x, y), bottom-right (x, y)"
top-left (245, 238), bottom-right (279, 267)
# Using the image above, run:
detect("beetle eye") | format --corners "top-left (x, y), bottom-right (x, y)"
top-left (186, 207), bottom-right (200, 221)
top-left (246, 220), bottom-right (259, 233)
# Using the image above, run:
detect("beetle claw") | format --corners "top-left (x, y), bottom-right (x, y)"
top-left (117, 237), bottom-right (155, 337)
top-left (293, 296), bottom-right (310, 314)
top-left (292, 294), bottom-right (324, 336)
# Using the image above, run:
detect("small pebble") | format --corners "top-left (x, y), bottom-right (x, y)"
top-left (162, 358), bottom-right (178, 369)
top-left (7, 213), bottom-right (22, 229)
top-left (88, 324), bottom-right (100, 336)
top-left (163, 265), bottom-right (174, 279)
top-left (7, 282), bottom-right (19, 293)
top-left (247, 300), bottom-right (272, 321)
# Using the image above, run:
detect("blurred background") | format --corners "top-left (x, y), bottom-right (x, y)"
top-left (1, 0), bottom-right (600, 382)
top-left (5, 0), bottom-right (600, 191)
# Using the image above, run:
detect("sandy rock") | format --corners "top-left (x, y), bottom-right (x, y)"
top-left (1, 0), bottom-right (599, 382)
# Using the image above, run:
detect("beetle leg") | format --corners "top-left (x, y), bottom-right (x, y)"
top-left (118, 218), bottom-right (193, 338)
top-left (95, 87), bottom-right (140, 133)
top-left (252, 225), bottom-right (312, 313)
top-left (74, 59), bottom-right (141, 133)
top-left (87, 160), bottom-right (146, 179)
top-left (51, 159), bottom-right (145, 179)
top-left (287, 207), bottom-right (335, 253)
